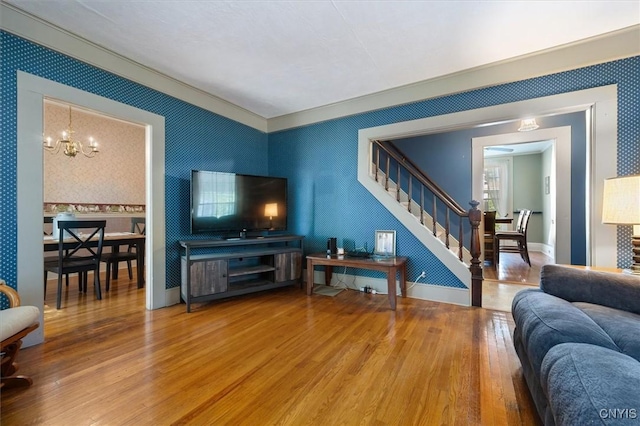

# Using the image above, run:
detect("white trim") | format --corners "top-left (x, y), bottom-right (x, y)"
top-left (2, 3), bottom-right (637, 133)
top-left (17, 72), bottom-right (167, 346)
top-left (165, 286), bottom-right (182, 307)
top-left (2, 3), bottom-right (267, 133)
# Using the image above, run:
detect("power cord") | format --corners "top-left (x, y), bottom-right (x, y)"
top-left (359, 271), bottom-right (426, 295)
top-left (333, 266), bottom-right (358, 291)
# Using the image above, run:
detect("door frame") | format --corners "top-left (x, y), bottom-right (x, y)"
top-left (17, 71), bottom-right (166, 346)
top-left (473, 129), bottom-right (569, 264)
top-left (359, 85), bottom-right (618, 270)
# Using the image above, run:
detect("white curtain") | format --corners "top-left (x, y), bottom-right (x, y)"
top-left (484, 158), bottom-right (510, 218)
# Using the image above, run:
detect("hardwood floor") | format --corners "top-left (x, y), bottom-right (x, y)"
top-left (2, 272), bottom-right (540, 425)
top-left (482, 252), bottom-right (554, 312)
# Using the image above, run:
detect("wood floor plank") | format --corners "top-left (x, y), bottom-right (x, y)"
top-left (2, 272), bottom-right (540, 425)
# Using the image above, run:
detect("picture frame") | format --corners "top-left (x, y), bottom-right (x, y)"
top-left (375, 230), bottom-right (396, 256)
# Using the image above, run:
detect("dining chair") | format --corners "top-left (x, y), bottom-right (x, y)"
top-left (44, 220), bottom-right (106, 309)
top-left (494, 209), bottom-right (532, 266)
top-left (100, 217), bottom-right (145, 291)
top-left (44, 216), bottom-right (72, 295)
top-left (483, 211), bottom-right (497, 264)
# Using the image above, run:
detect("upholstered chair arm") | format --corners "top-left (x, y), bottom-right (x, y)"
top-left (0, 279), bottom-right (21, 308)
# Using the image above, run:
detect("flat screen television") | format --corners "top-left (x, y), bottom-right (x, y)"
top-left (190, 170), bottom-right (288, 235)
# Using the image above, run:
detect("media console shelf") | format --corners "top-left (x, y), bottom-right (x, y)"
top-left (179, 235), bottom-right (304, 312)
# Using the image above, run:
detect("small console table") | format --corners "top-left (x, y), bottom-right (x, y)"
top-left (306, 253), bottom-right (408, 310)
top-left (179, 235), bottom-right (304, 312)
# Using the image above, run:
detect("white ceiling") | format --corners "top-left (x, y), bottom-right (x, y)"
top-left (4, 1), bottom-right (640, 119)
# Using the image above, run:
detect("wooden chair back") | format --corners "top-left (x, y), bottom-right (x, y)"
top-left (514, 209), bottom-right (525, 232)
top-left (54, 220), bottom-right (106, 264)
top-left (519, 209), bottom-right (533, 236)
top-left (484, 211), bottom-right (496, 234)
top-left (131, 217), bottom-right (146, 235)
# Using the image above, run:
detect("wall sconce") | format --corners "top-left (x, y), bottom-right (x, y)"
top-left (264, 203), bottom-right (278, 229)
top-left (602, 174), bottom-right (640, 274)
top-left (518, 118), bottom-right (539, 132)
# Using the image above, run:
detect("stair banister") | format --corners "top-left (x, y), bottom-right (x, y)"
top-left (372, 140), bottom-right (483, 307)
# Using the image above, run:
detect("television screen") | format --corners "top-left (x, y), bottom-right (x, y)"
top-left (191, 170), bottom-right (287, 234)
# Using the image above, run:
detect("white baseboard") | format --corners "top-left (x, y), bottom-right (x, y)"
top-left (500, 242), bottom-right (554, 259)
top-left (166, 286), bottom-right (181, 306)
top-left (309, 269), bottom-right (470, 306)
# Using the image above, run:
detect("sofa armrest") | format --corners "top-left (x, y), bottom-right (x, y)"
top-left (540, 265), bottom-right (640, 315)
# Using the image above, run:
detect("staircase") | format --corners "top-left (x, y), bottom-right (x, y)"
top-left (363, 140), bottom-right (483, 306)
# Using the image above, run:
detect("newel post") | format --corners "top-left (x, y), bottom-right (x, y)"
top-left (468, 200), bottom-right (483, 307)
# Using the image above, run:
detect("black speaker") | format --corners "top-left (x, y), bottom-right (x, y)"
top-left (327, 237), bottom-right (337, 255)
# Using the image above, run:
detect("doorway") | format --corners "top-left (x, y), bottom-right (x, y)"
top-left (43, 99), bottom-right (146, 307)
top-left (473, 126), bottom-right (572, 265)
top-left (17, 72), bottom-right (166, 346)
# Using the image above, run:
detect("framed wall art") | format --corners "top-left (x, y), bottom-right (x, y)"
top-left (375, 230), bottom-right (396, 256)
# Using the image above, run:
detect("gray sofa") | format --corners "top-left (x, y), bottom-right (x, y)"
top-left (512, 264), bottom-right (640, 425)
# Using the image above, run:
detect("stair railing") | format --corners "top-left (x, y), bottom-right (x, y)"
top-left (372, 140), bottom-right (483, 306)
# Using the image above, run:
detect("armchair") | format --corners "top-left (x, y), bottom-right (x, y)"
top-left (0, 280), bottom-right (40, 389)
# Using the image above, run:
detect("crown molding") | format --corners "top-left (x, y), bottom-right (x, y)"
top-left (1, 3), bottom-right (268, 133)
top-left (268, 25), bottom-right (640, 132)
top-left (2, 3), bottom-right (638, 135)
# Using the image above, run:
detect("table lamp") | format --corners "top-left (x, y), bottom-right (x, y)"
top-left (264, 203), bottom-right (278, 229)
top-left (602, 175), bottom-right (640, 274)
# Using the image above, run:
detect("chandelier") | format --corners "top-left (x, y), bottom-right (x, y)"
top-left (43, 106), bottom-right (99, 158)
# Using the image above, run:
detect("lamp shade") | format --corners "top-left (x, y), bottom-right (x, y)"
top-left (602, 175), bottom-right (640, 225)
top-left (264, 203), bottom-right (278, 218)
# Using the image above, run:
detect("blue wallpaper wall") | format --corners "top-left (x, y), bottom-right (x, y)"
top-left (2, 30), bottom-right (639, 297)
top-left (0, 32), bottom-right (268, 292)
top-left (270, 56), bottom-right (640, 272)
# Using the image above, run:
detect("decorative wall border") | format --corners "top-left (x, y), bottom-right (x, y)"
top-left (44, 202), bottom-right (145, 214)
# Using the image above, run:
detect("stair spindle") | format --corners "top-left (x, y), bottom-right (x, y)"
top-left (432, 195), bottom-right (437, 237)
top-left (396, 164), bottom-right (401, 202)
top-left (420, 186), bottom-right (424, 225)
top-left (375, 146), bottom-right (380, 182)
top-left (445, 209), bottom-right (450, 249)
top-left (408, 176), bottom-right (412, 212)
top-left (385, 155), bottom-right (390, 191)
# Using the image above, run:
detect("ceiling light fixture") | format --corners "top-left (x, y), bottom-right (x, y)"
top-left (518, 118), bottom-right (540, 132)
top-left (43, 106), bottom-right (99, 158)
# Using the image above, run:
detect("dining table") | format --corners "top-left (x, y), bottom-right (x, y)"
top-left (44, 232), bottom-right (146, 288)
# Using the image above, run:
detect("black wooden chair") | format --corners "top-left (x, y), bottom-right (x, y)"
top-left (100, 217), bottom-right (145, 291)
top-left (44, 220), bottom-right (106, 309)
top-left (494, 209), bottom-right (532, 266)
top-left (44, 216), bottom-right (73, 295)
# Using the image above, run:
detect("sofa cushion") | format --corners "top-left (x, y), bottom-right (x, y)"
top-left (0, 306), bottom-right (40, 342)
top-left (541, 343), bottom-right (640, 426)
top-left (512, 289), bottom-right (620, 374)
top-left (540, 265), bottom-right (640, 315)
top-left (575, 302), bottom-right (640, 363)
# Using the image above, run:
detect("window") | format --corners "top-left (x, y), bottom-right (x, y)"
top-left (483, 158), bottom-right (512, 219)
